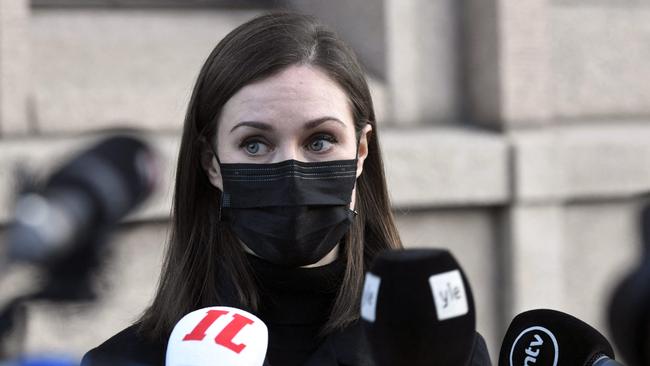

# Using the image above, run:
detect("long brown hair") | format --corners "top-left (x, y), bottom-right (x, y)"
top-left (139, 11), bottom-right (402, 340)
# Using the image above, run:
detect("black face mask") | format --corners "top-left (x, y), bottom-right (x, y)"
top-left (219, 158), bottom-right (358, 267)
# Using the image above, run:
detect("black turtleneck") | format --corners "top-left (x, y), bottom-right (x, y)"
top-left (82, 253), bottom-right (493, 366)
top-left (247, 253), bottom-right (346, 366)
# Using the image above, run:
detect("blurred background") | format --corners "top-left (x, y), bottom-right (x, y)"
top-left (1, 0), bottom-right (650, 362)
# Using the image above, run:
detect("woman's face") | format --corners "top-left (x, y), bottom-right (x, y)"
top-left (203, 64), bottom-right (371, 267)
top-left (205, 64), bottom-right (372, 190)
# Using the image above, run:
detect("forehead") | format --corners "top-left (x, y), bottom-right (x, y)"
top-left (218, 65), bottom-right (353, 127)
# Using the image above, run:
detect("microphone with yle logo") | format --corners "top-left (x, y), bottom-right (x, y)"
top-left (498, 309), bottom-right (624, 366)
top-left (360, 248), bottom-right (479, 366)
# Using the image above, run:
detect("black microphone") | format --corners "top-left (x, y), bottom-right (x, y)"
top-left (607, 204), bottom-right (650, 366)
top-left (499, 309), bottom-right (623, 366)
top-left (360, 248), bottom-right (478, 366)
top-left (5, 134), bottom-right (158, 264)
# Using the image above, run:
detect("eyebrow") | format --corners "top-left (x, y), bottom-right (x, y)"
top-left (229, 117), bottom-right (346, 133)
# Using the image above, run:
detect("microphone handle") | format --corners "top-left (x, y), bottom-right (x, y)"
top-left (592, 355), bottom-right (625, 366)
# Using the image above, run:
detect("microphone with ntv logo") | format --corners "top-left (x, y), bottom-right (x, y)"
top-left (359, 248), bottom-right (482, 366)
top-left (498, 309), bottom-right (623, 366)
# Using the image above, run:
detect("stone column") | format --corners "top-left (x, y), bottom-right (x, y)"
top-left (463, 0), bottom-right (551, 129)
top-left (385, 0), bottom-right (462, 126)
top-left (463, 0), bottom-right (555, 333)
top-left (0, 0), bottom-right (30, 136)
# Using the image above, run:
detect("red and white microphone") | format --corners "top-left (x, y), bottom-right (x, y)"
top-left (166, 306), bottom-right (268, 366)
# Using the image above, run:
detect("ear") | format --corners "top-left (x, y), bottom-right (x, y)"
top-left (355, 123), bottom-right (373, 178)
top-left (200, 144), bottom-right (223, 190)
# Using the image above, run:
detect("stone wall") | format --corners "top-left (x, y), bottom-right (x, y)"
top-left (1, 0), bottom-right (649, 362)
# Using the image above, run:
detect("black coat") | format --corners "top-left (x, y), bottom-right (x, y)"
top-left (82, 322), bottom-right (492, 366)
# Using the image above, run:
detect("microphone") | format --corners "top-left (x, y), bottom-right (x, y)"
top-left (5, 134), bottom-right (158, 264)
top-left (360, 248), bottom-right (477, 366)
top-left (498, 309), bottom-right (623, 366)
top-left (607, 204), bottom-right (650, 366)
top-left (166, 306), bottom-right (268, 366)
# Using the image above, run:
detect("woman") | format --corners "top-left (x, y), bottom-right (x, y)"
top-left (83, 12), bottom-right (490, 365)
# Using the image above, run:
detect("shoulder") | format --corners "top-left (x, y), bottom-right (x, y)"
top-left (81, 324), bottom-right (166, 366)
top-left (470, 332), bottom-right (493, 366)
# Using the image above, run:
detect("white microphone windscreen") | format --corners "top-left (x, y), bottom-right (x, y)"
top-left (166, 306), bottom-right (268, 366)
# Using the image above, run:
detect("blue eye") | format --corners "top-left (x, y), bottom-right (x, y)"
top-left (245, 142), bottom-right (260, 154)
top-left (307, 135), bottom-right (336, 152)
top-left (241, 139), bottom-right (270, 156)
top-left (310, 139), bottom-right (325, 151)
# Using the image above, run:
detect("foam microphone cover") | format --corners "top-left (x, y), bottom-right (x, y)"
top-left (166, 306), bottom-right (268, 366)
top-left (360, 248), bottom-right (476, 366)
top-left (48, 135), bottom-right (156, 215)
top-left (499, 309), bottom-right (616, 366)
top-left (7, 134), bottom-right (158, 263)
